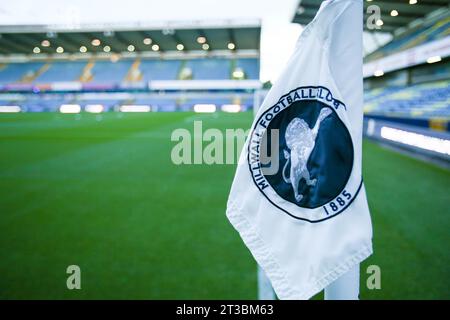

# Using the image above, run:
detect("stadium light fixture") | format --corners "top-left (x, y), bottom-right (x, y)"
top-left (103, 45), bottom-right (111, 53)
top-left (56, 46), bottom-right (64, 53)
top-left (85, 104), bottom-right (104, 113)
top-left (0, 106), bottom-right (21, 113)
top-left (79, 46), bottom-right (87, 53)
top-left (391, 10), bottom-right (399, 17)
top-left (119, 105), bottom-right (151, 112)
top-left (194, 104), bottom-right (216, 113)
top-left (127, 45), bottom-right (135, 52)
top-left (33, 47), bottom-right (41, 54)
top-left (221, 104), bottom-right (241, 113)
top-left (202, 43), bottom-right (209, 50)
top-left (427, 56), bottom-right (441, 64)
top-left (176, 43), bottom-right (184, 51)
top-left (91, 39), bottom-right (101, 46)
top-left (227, 42), bottom-right (236, 50)
top-left (381, 126), bottom-right (450, 156)
top-left (197, 36), bottom-right (206, 44)
top-left (232, 68), bottom-right (245, 79)
top-left (143, 38), bottom-right (152, 45)
top-left (409, 0), bottom-right (417, 4)
top-left (152, 44), bottom-right (160, 51)
top-left (59, 104), bottom-right (81, 114)
top-left (374, 70), bottom-right (384, 77)
top-left (233, 69), bottom-right (244, 80)
top-left (41, 40), bottom-right (50, 47)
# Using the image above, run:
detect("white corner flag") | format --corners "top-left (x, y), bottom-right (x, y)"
top-left (226, 0), bottom-right (373, 300)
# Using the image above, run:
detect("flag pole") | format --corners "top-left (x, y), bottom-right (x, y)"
top-left (324, 264), bottom-right (360, 300)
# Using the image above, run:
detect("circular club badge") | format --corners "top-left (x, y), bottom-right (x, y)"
top-left (248, 86), bottom-right (363, 223)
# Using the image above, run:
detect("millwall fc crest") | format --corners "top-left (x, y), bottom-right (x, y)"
top-left (248, 86), bottom-right (363, 223)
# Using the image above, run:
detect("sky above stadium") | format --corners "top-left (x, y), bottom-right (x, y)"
top-left (0, 0), bottom-right (303, 82)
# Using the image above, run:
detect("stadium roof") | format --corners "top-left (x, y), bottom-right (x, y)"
top-left (292, 0), bottom-right (450, 33)
top-left (0, 21), bottom-right (261, 55)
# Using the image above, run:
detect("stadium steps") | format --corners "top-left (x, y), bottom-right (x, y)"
top-left (230, 59), bottom-right (237, 79)
top-left (79, 60), bottom-right (95, 82)
top-left (33, 61), bottom-right (88, 83)
top-left (125, 58), bottom-right (142, 82)
top-left (21, 63), bottom-right (50, 83)
top-left (177, 60), bottom-right (190, 80)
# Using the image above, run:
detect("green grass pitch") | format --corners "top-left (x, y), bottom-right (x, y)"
top-left (0, 112), bottom-right (448, 299)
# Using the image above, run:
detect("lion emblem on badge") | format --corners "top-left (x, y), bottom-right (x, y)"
top-left (248, 87), bottom-right (357, 221)
top-left (282, 107), bottom-right (332, 202)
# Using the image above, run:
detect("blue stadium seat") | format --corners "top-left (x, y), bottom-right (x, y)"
top-left (235, 58), bottom-right (260, 79)
top-left (139, 60), bottom-right (182, 81)
top-left (364, 80), bottom-right (450, 119)
top-left (0, 62), bottom-right (44, 84)
top-left (91, 61), bottom-right (133, 83)
top-left (34, 61), bottom-right (87, 83)
top-left (184, 58), bottom-right (231, 80)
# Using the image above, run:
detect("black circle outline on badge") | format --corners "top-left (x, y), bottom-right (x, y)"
top-left (247, 86), bottom-right (363, 223)
top-left (266, 103), bottom-right (353, 210)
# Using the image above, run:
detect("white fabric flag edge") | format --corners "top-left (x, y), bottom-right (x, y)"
top-left (226, 0), bottom-right (372, 300)
top-left (227, 202), bottom-right (372, 299)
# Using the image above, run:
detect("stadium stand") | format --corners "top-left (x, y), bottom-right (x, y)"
top-left (90, 60), bottom-right (134, 83)
top-left (353, 2), bottom-right (450, 142)
top-left (0, 62), bottom-right (44, 83)
top-left (34, 61), bottom-right (87, 83)
top-left (139, 60), bottom-right (182, 81)
top-left (183, 58), bottom-right (231, 80)
top-left (365, 10), bottom-right (450, 62)
top-left (364, 80), bottom-right (450, 119)
top-left (0, 57), bottom-right (260, 84)
top-left (0, 3), bottom-right (447, 136)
